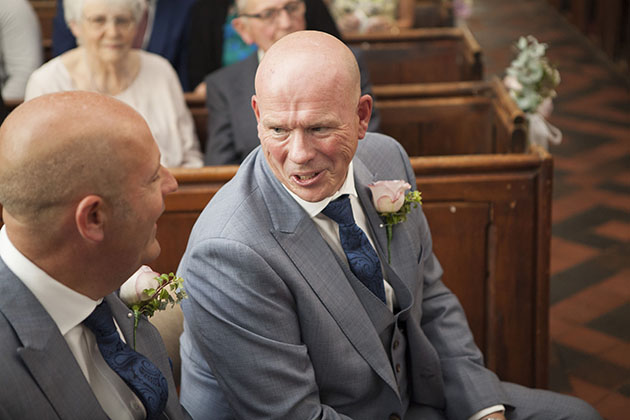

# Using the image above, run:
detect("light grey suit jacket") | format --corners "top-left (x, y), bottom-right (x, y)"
top-left (203, 51), bottom-right (382, 165)
top-left (179, 133), bottom-right (511, 419)
top-left (0, 256), bottom-right (187, 420)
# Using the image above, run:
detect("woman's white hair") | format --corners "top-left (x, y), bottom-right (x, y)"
top-left (63, 0), bottom-right (145, 26)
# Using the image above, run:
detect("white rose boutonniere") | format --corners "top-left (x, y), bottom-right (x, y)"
top-left (368, 180), bottom-right (422, 263)
top-left (120, 265), bottom-right (187, 349)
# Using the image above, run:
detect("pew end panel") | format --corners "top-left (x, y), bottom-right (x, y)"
top-left (412, 148), bottom-right (552, 389)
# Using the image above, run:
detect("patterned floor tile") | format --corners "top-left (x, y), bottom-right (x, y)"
top-left (552, 205), bottom-right (630, 249)
top-left (551, 282), bottom-right (627, 324)
top-left (594, 392), bottom-right (630, 419)
top-left (550, 257), bottom-right (619, 304)
top-left (600, 342), bottom-right (630, 370)
top-left (587, 303), bottom-right (630, 342)
top-left (593, 220), bottom-right (630, 242)
top-left (550, 236), bottom-right (599, 275)
top-left (554, 324), bottom-right (622, 355)
top-left (550, 343), bottom-right (630, 390)
top-left (568, 376), bottom-right (613, 406)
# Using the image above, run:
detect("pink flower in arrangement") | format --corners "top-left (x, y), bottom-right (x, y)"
top-left (120, 265), bottom-right (160, 305)
top-left (367, 180), bottom-right (411, 213)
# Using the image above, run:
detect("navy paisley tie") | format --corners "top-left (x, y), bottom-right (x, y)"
top-left (83, 301), bottom-right (168, 420)
top-left (322, 195), bottom-right (387, 303)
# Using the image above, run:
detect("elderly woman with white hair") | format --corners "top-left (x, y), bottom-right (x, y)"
top-left (25, 0), bottom-right (203, 168)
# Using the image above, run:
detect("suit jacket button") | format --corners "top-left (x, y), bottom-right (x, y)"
top-left (389, 414), bottom-right (401, 420)
top-left (395, 363), bottom-right (401, 373)
top-left (393, 339), bottom-right (399, 350)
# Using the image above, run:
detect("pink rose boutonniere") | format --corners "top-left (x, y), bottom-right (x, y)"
top-left (120, 265), bottom-right (187, 349)
top-left (368, 180), bottom-right (422, 263)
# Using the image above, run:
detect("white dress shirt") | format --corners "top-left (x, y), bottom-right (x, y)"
top-left (0, 226), bottom-right (146, 420)
top-left (283, 165), bottom-right (504, 419)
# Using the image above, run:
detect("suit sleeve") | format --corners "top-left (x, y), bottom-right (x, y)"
top-left (204, 74), bottom-right (241, 165)
top-left (181, 238), bottom-right (354, 420)
top-left (394, 143), bottom-right (509, 418)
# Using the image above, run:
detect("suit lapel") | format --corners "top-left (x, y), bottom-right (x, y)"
top-left (255, 156), bottom-right (399, 395)
top-left (0, 259), bottom-right (107, 419)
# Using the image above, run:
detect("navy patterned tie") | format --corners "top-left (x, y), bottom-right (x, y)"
top-left (83, 301), bottom-right (168, 420)
top-left (322, 195), bottom-right (386, 303)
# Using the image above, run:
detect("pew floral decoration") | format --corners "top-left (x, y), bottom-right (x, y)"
top-left (368, 180), bottom-right (422, 264)
top-left (120, 265), bottom-right (187, 349)
top-left (504, 35), bottom-right (562, 149)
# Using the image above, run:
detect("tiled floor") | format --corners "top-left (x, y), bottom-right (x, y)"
top-left (465, 0), bottom-right (630, 418)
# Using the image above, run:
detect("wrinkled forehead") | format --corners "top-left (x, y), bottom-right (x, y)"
top-left (257, 52), bottom-right (358, 97)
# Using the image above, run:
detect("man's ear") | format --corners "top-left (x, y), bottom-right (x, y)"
top-left (75, 195), bottom-right (106, 242)
top-left (357, 94), bottom-right (373, 139)
top-left (232, 17), bottom-right (254, 45)
top-left (251, 95), bottom-right (260, 122)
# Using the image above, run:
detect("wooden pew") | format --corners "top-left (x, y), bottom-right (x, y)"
top-left (373, 77), bottom-right (528, 156)
top-left (151, 147), bottom-right (552, 389)
top-left (344, 26), bottom-right (483, 85)
top-left (184, 93), bottom-right (207, 152)
top-left (185, 77), bottom-right (525, 158)
top-left (0, 149), bottom-right (552, 389)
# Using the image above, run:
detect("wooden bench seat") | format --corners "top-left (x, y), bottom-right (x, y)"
top-left (373, 78), bottom-right (528, 156)
top-left (147, 147), bottom-right (552, 389)
top-left (344, 26), bottom-right (483, 85)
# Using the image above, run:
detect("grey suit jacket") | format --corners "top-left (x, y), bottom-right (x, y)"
top-left (179, 133), bottom-right (510, 419)
top-left (0, 257), bottom-right (186, 420)
top-left (203, 51), bottom-right (382, 165)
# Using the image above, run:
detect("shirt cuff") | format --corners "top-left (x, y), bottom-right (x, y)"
top-left (468, 405), bottom-right (505, 420)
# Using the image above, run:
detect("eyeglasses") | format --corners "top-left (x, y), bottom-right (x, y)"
top-left (83, 14), bottom-right (135, 31)
top-left (239, 1), bottom-right (305, 24)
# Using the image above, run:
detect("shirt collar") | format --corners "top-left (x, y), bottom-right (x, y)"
top-left (0, 226), bottom-right (100, 335)
top-left (283, 161), bottom-right (358, 218)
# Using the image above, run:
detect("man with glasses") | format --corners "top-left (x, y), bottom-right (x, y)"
top-left (203, 0), bottom-right (380, 166)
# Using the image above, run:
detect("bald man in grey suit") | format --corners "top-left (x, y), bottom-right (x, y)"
top-left (180, 31), bottom-right (601, 419)
top-left (0, 91), bottom-right (185, 419)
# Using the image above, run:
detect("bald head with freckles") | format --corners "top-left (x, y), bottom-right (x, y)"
top-left (252, 30), bottom-right (372, 202)
top-left (0, 91), bottom-right (178, 299)
top-left (255, 30), bottom-right (361, 104)
top-left (0, 91), bottom-right (139, 225)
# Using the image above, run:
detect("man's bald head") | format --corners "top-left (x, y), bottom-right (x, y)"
top-left (0, 91), bottom-right (151, 225)
top-left (255, 30), bottom-right (361, 102)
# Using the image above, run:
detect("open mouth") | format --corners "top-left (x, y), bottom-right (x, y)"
top-left (292, 171), bottom-right (322, 186)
